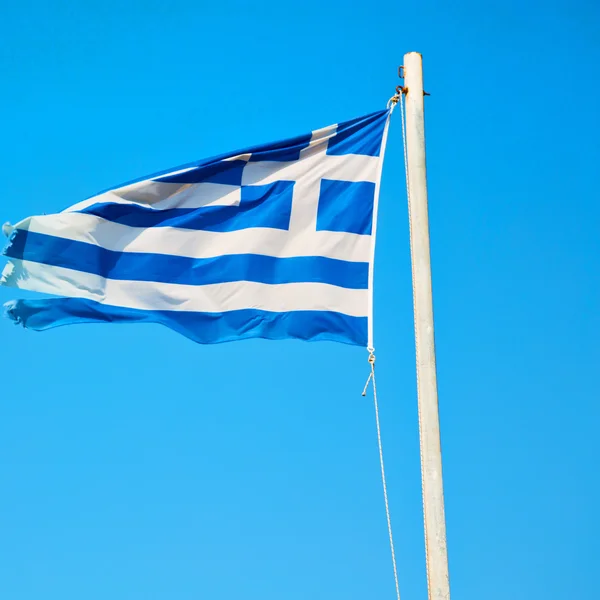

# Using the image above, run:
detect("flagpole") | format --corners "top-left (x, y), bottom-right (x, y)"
top-left (403, 52), bottom-right (450, 600)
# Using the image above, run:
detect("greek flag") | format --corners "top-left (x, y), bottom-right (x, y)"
top-left (1, 109), bottom-right (391, 347)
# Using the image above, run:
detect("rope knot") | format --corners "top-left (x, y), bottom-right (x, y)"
top-left (367, 346), bottom-right (376, 366)
top-left (362, 347), bottom-right (376, 396)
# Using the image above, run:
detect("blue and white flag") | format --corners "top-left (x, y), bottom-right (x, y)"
top-left (1, 109), bottom-right (391, 347)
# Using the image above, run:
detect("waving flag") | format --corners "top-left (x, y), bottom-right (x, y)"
top-left (1, 109), bottom-right (391, 347)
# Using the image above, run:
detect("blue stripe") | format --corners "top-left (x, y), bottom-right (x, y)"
top-left (153, 160), bottom-right (246, 185)
top-left (4, 230), bottom-right (368, 289)
top-left (4, 298), bottom-right (367, 346)
top-left (247, 132), bottom-right (312, 162)
top-left (78, 180), bottom-right (295, 231)
top-left (326, 109), bottom-right (389, 157)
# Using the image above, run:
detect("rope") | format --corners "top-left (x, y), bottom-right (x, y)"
top-left (400, 89), bottom-right (433, 599)
top-left (362, 350), bottom-right (401, 600)
top-left (399, 92), bottom-right (411, 218)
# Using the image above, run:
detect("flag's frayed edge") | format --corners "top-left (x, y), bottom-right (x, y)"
top-left (2, 223), bottom-right (14, 238)
top-left (1, 225), bottom-right (16, 254)
top-left (1, 228), bottom-right (19, 288)
top-left (1, 226), bottom-right (29, 326)
top-left (3, 300), bottom-right (22, 326)
top-left (0, 261), bottom-right (16, 287)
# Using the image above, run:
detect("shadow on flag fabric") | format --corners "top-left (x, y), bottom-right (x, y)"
top-left (1, 109), bottom-right (391, 347)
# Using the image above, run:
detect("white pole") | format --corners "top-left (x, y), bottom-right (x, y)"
top-left (403, 52), bottom-right (450, 600)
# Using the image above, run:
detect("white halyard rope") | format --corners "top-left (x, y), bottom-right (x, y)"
top-left (363, 351), bottom-right (401, 600)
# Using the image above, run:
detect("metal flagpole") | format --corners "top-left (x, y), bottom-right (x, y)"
top-left (402, 52), bottom-right (451, 600)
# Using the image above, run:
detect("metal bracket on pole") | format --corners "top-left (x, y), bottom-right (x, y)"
top-left (399, 65), bottom-right (431, 96)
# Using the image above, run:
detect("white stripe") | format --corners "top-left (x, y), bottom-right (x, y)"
top-left (2, 259), bottom-right (367, 317)
top-left (241, 151), bottom-right (379, 186)
top-left (307, 123), bottom-right (338, 147)
top-left (323, 153), bottom-right (380, 183)
top-left (66, 181), bottom-right (241, 212)
top-left (19, 213), bottom-right (372, 262)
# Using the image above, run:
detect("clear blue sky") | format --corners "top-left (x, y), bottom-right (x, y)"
top-left (1, 1), bottom-right (598, 598)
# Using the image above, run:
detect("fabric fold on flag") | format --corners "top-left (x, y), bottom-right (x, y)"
top-left (1, 109), bottom-right (392, 347)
